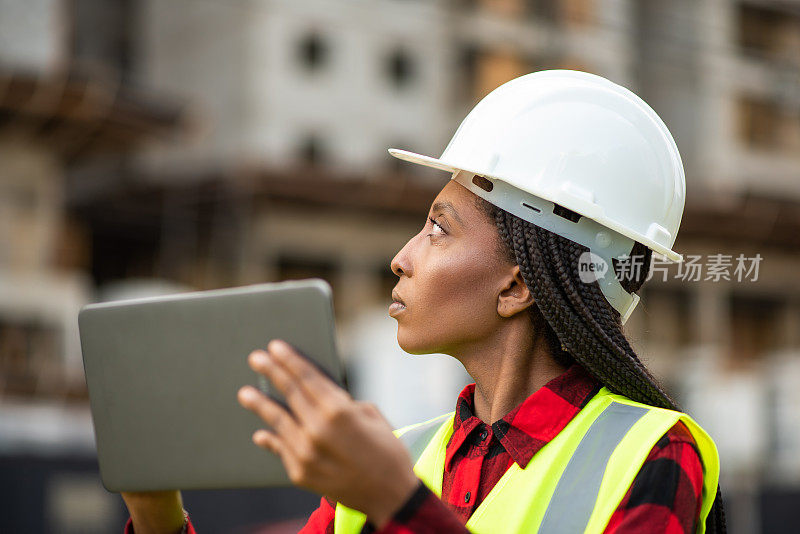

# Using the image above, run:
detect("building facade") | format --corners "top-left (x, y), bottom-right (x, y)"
top-left (2, 0), bottom-right (799, 532)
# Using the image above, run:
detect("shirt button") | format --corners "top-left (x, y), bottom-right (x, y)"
top-left (465, 491), bottom-right (471, 503)
top-left (479, 430), bottom-right (488, 441)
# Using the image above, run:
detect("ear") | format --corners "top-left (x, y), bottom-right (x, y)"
top-left (497, 265), bottom-right (535, 318)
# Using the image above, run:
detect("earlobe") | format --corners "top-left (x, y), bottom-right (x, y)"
top-left (497, 265), bottom-right (535, 318)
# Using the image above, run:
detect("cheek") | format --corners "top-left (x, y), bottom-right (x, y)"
top-left (397, 248), bottom-right (501, 353)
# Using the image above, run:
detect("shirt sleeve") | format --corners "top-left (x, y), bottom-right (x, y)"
top-left (299, 483), bottom-right (469, 534)
top-left (298, 496), bottom-right (336, 534)
top-left (375, 481), bottom-right (470, 534)
top-left (124, 498), bottom-right (334, 534)
top-left (603, 421), bottom-right (704, 534)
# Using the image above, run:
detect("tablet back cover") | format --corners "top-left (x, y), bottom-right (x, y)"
top-left (79, 279), bottom-right (341, 492)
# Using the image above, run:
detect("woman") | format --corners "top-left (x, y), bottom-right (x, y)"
top-left (122, 71), bottom-right (724, 533)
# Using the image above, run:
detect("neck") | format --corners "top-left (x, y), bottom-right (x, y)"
top-left (453, 315), bottom-right (567, 424)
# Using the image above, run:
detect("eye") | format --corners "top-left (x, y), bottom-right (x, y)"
top-left (427, 216), bottom-right (446, 237)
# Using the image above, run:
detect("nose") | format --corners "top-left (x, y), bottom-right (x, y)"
top-left (390, 236), bottom-right (415, 278)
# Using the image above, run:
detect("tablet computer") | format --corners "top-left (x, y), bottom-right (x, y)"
top-left (78, 279), bottom-right (343, 492)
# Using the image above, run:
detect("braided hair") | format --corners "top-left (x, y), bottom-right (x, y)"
top-left (474, 195), bottom-right (727, 533)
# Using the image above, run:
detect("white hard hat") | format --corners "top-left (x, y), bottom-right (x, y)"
top-left (389, 70), bottom-right (686, 324)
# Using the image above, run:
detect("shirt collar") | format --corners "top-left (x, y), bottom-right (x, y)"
top-left (445, 364), bottom-right (601, 470)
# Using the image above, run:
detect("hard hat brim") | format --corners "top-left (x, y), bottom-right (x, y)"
top-left (388, 148), bottom-right (683, 263)
top-left (388, 148), bottom-right (458, 174)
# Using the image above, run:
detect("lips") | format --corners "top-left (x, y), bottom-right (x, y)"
top-left (389, 289), bottom-right (407, 317)
top-left (391, 290), bottom-right (406, 307)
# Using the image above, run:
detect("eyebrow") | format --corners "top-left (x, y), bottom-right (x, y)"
top-left (431, 200), bottom-right (465, 227)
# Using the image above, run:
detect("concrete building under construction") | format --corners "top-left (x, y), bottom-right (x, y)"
top-left (1, 1), bottom-right (799, 532)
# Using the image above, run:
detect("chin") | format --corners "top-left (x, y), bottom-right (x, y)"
top-left (396, 334), bottom-right (428, 355)
top-left (396, 327), bottom-right (447, 356)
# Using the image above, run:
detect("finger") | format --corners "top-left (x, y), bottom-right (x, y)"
top-left (251, 429), bottom-right (304, 484)
top-left (237, 386), bottom-right (302, 442)
top-left (252, 429), bottom-right (282, 453)
top-left (247, 350), bottom-right (316, 422)
top-left (267, 340), bottom-right (348, 403)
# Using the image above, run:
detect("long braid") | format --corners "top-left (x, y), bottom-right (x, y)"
top-left (505, 211), bottom-right (674, 408)
top-left (478, 197), bottom-right (727, 533)
top-left (544, 230), bottom-right (677, 408)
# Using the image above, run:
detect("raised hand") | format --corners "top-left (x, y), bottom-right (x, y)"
top-left (237, 340), bottom-right (419, 528)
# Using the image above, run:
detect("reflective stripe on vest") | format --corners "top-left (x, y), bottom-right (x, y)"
top-left (397, 412), bottom-right (453, 463)
top-left (334, 388), bottom-right (720, 534)
top-left (538, 402), bottom-right (647, 532)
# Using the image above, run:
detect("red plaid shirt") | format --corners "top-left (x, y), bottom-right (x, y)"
top-left (298, 365), bottom-right (704, 534)
top-left (125, 365), bottom-right (704, 534)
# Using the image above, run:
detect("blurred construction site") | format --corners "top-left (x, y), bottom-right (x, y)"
top-left (1, 0), bottom-right (799, 532)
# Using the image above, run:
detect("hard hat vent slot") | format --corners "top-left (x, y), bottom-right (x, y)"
top-left (472, 175), bottom-right (494, 192)
top-left (521, 202), bottom-right (542, 214)
top-left (553, 203), bottom-right (582, 223)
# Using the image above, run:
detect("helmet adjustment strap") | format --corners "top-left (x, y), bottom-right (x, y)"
top-left (453, 170), bottom-right (641, 324)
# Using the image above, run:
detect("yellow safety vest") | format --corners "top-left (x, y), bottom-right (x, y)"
top-left (334, 387), bottom-right (719, 533)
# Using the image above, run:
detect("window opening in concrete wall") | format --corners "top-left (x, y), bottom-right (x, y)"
top-left (737, 3), bottom-right (800, 66)
top-left (738, 95), bottom-right (800, 152)
top-left (386, 47), bottom-right (415, 89)
top-left (0, 319), bottom-right (63, 398)
top-left (297, 32), bottom-right (328, 71)
top-left (298, 134), bottom-right (325, 165)
top-left (730, 293), bottom-right (782, 363)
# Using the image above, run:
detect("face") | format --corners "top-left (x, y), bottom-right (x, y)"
top-left (389, 179), bottom-right (517, 356)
